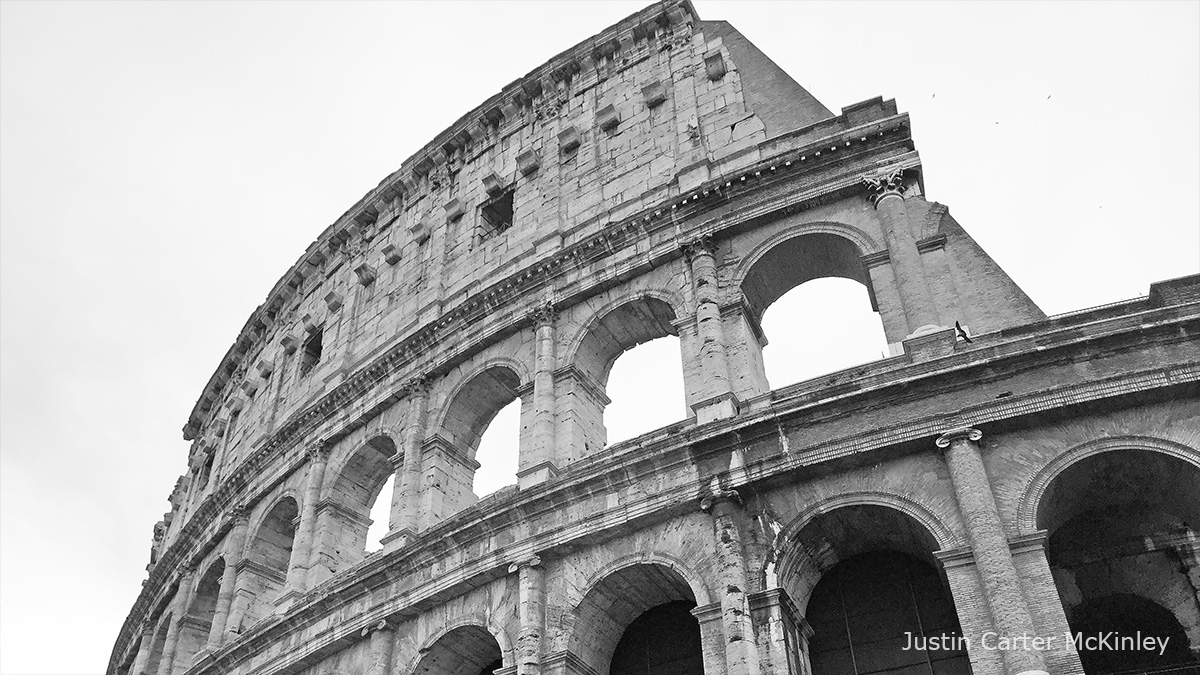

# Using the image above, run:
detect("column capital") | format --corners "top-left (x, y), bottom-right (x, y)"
top-left (508, 554), bottom-right (542, 574)
top-left (404, 374), bottom-right (432, 397)
top-left (699, 488), bottom-right (741, 513)
top-left (360, 618), bottom-right (394, 637)
top-left (529, 301), bottom-right (557, 327)
top-left (935, 426), bottom-right (983, 448)
top-left (229, 502), bottom-right (252, 525)
top-left (306, 439), bottom-right (332, 462)
top-left (680, 234), bottom-right (717, 260)
top-left (862, 167), bottom-right (912, 207)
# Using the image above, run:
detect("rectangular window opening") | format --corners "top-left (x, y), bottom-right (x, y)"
top-left (300, 330), bottom-right (323, 376)
top-left (480, 188), bottom-right (515, 238)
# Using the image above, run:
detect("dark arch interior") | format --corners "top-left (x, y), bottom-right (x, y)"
top-left (1070, 594), bottom-right (1196, 674)
top-left (575, 297), bottom-right (678, 387)
top-left (1040, 450), bottom-right (1200, 675)
top-left (807, 551), bottom-right (971, 675)
top-left (609, 600), bottom-right (702, 675)
top-left (413, 625), bottom-right (502, 675)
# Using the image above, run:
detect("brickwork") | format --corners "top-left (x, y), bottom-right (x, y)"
top-left (111, 2), bottom-right (1200, 674)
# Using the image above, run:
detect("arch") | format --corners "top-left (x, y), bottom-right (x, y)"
top-left (241, 495), bottom-right (299, 624)
top-left (771, 497), bottom-right (960, 618)
top-left (1017, 435), bottom-right (1200, 534)
top-left (772, 490), bottom-right (960, 556)
top-left (579, 551), bottom-right (713, 608)
top-left (143, 611), bottom-right (172, 674)
top-left (314, 434), bottom-right (399, 573)
top-left (566, 293), bottom-right (682, 387)
top-left (435, 362), bottom-right (527, 459)
top-left (735, 224), bottom-right (877, 326)
top-left (1069, 594), bottom-right (1198, 673)
top-left (175, 558), bottom-right (225, 666)
top-left (563, 289), bottom-right (685, 379)
top-left (568, 560), bottom-right (705, 674)
top-left (406, 617), bottom-right (513, 675)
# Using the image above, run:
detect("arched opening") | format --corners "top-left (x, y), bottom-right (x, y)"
top-left (742, 233), bottom-right (888, 390)
top-left (322, 435), bottom-right (397, 568)
top-left (778, 504), bottom-right (971, 675)
top-left (474, 398), bottom-right (520, 497)
top-left (437, 365), bottom-right (525, 512)
top-left (174, 559), bottom-right (224, 666)
top-left (143, 612), bottom-right (171, 674)
top-left (570, 563), bottom-right (703, 674)
top-left (1038, 448), bottom-right (1200, 673)
top-left (413, 625), bottom-right (504, 675)
top-left (241, 496), bottom-right (298, 626)
top-left (567, 297), bottom-right (683, 453)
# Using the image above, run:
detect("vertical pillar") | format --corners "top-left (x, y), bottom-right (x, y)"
top-left (284, 442), bottom-right (329, 597)
top-left (362, 620), bottom-right (395, 675)
top-left (207, 508), bottom-right (248, 650)
top-left (386, 377), bottom-right (430, 547)
top-left (1010, 533), bottom-right (1086, 674)
top-left (130, 627), bottom-right (153, 675)
top-left (683, 237), bottom-right (738, 423)
top-left (863, 169), bottom-right (941, 335)
top-left (520, 304), bottom-right (559, 488)
top-left (937, 427), bottom-right (1048, 675)
top-left (509, 555), bottom-right (546, 675)
top-left (701, 489), bottom-right (762, 675)
top-left (157, 568), bottom-right (195, 675)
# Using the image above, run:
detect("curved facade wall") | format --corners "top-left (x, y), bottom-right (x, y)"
top-left (112, 2), bottom-right (1200, 675)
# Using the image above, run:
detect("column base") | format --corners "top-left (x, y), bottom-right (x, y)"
top-left (273, 587), bottom-right (305, 614)
top-left (380, 527), bottom-right (416, 552)
top-left (517, 461), bottom-right (560, 489)
top-left (691, 392), bottom-right (740, 425)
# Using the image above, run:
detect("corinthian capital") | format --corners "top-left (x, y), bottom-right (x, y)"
top-left (862, 167), bottom-right (911, 207)
top-left (680, 234), bottom-right (717, 260)
top-left (529, 302), bottom-right (557, 327)
top-left (306, 440), bottom-right (332, 462)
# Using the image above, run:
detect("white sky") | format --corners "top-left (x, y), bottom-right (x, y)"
top-left (1, 1), bottom-right (1196, 673)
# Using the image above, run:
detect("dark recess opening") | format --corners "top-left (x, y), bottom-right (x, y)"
top-left (480, 189), bottom-right (514, 237)
top-left (609, 600), bottom-right (703, 675)
top-left (300, 331), bottom-right (323, 375)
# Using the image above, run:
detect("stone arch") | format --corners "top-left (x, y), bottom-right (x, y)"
top-left (560, 292), bottom-right (684, 455)
top-left (434, 360), bottom-right (529, 459)
top-left (143, 610), bottom-right (172, 674)
top-left (312, 434), bottom-right (400, 578)
top-left (1017, 435), bottom-right (1200, 535)
top-left (1027, 438), bottom-right (1200, 658)
top-left (567, 558), bottom-right (707, 675)
top-left (405, 616), bottom-right (514, 675)
top-left (771, 494), bottom-right (959, 616)
top-left (734, 221), bottom-right (880, 286)
top-left (174, 557), bottom-right (225, 666)
top-left (241, 495), bottom-right (299, 625)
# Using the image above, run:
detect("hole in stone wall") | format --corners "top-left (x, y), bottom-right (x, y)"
top-left (474, 398), bottom-right (520, 496)
top-left (604, 336), bottom-right (685, 446)
top-left (761, 277), bottom-right (888, 388)
top-left (480, 188), bottom-right (514, 238)
top-left (300, 330), bottom-right (323, 376)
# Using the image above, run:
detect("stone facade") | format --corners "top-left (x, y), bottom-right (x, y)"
top-left (111, 2), bottom-right (1200, 675)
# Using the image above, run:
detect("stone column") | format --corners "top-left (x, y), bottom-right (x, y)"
top-left (285, 442), bottom-right (329, 595)
top-left (701, 489), bottom-right (762, 675)
top-left (748, 588), bottom-right (811, 675)
top-left (509, 555), bottom-right (546, 675)
top-left (683, 237), bottom-right (738, 423)
top-left (938, 427), bottom-right (1048, 675)
top-left (520, 304), bottom-right (558, 488)
top-left (130, 627), bottom-right (153, 675)
top-left (157, 568), bottom-right (195, 675)
top-left (864, 169), bottom-right (940, 335)
top-left (206, 508), bottom-right (248, 650)
top-left (385, 377), bottom-right (430, 546)
top-left (1010, 533), bottom-right (1086, 675)
top-left (362, 619), bottom-right (395, 675)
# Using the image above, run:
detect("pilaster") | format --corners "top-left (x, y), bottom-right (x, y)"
top-left (386, 376), bottom-right (430, 547)
top-left (683, 236), bottom-right (738, 423)
top-left (510, 555), bottom-right (547, 675)
top-left (700, 488), bottom-right (762, 675)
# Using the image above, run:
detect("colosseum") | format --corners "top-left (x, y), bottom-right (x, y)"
top-left (110, 2), bottom-right (1200, 675)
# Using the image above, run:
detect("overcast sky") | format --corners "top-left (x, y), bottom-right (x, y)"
top-left (1, 2), bottom-right (1197, 673)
